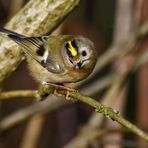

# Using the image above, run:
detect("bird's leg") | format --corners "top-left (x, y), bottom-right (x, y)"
top-left (42, 82), bottom-right (77, 100)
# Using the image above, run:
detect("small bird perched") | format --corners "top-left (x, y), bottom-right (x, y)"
top-left (0, 28), bottom-right (96, 90)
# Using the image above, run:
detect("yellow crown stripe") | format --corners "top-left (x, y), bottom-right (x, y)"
top-left (68, 41), bottom-right (78, 57)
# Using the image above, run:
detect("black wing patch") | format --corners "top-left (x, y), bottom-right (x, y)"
top-left (8, 34), bottom-right (47, 60)
top-left (36, 45), bottom-right (45, 56)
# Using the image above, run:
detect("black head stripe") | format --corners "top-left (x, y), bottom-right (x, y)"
top-left (65, 42), bottom-right (73, 58)
top-left (65, 42), bottom-right (69, 49)
top-left (71, 40), bottom-right (78, 50)
top-left (66, 48), bottom-right (73, 59)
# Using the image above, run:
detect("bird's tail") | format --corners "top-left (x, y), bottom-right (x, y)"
top-left (0, 28), bottom-right (25, 39)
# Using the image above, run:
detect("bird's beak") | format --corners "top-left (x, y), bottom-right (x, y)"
top-left (74, 61), bottom-right (82, 69)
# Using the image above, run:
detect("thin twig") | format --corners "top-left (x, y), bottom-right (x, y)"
top-left (0, 74), bottom-right (115, 101)
top-left (39, 85), bottom-right (148, 141)
top-left (133, 49), bottom-right (148, 70)
top-left (64, 91), bottom-right (148, 141)
top-left (0, 90), bottom-right (38, 100)
top-left (0, 84), bottom-right (148, 141)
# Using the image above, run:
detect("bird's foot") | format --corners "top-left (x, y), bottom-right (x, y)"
top-left (43, 82), bottom-right (77, 100)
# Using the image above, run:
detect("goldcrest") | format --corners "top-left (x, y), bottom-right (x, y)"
top-left (0, 28), bottom-right (96, 85)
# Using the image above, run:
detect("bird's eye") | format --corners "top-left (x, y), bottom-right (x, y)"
top-left (81, 50), bottom-right (87, 56)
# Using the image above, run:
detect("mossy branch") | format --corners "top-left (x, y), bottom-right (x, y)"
top-left (0, 90), bottom-right (38, 100)
top-left (0, 85), bottom-right (148, 141)
top-left (47, 87), bottom-right (148, 141)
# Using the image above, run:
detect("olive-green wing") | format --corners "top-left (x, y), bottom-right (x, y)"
top-left (0, 28), bottom-right (63, 73)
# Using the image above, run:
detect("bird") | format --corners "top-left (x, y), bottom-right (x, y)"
top-left (0, 28), bottom-right (97, 92)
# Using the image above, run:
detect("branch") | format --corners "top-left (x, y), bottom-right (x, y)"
top-left (0, 84), bottom-right (148, 141)
top-left (134, 49), bottom-right (148, 70)
top-left (0, 90), bottom-right (38, 100)
top-left (36, 85), bottom-right (148, 141)
top-left (0, 74), bottom-right (115, 101)
top-left (0, 49), bottom-right (148, 140)
top-left (53, 88), bottom-right (148, 141)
